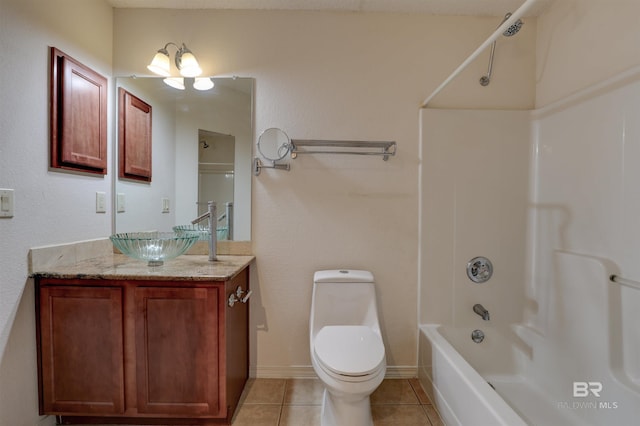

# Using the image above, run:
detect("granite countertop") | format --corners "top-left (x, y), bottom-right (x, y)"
top-left (32, 254), bottom-right (254, 282)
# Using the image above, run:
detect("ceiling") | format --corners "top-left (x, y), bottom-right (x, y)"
top-left (106, 0), bottom-right (552, 17)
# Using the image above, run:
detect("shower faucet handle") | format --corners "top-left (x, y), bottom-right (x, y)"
top-left (467, 257), bottom-right (493, 283)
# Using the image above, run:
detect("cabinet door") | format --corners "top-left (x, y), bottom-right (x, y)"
top-left (50, 47), bottom-right (108, 174)
top-left (134, 287), bottom-right (222, 416)
top-left (118, 88), bottom-right (152, 182)
top-left (39, 286), bottom-right (124, 414)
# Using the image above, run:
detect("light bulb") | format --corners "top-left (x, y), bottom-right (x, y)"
top-left (193, 77), bottom-right (214, 91)
top-left (163, 77), bottom-right (185, 90)
top-left (147, 50), bottom-right (171, 77)
top-left (178, 51), bottom-right (202, 77)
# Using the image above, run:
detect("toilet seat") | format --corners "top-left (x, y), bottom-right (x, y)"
top-left (314, 325), bottom-right (385, 380)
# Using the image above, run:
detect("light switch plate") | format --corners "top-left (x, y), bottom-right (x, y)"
top-left (96, 192), bottom-right (106, 213)
top-left (117, 193), bottom-right (125, 213)
top-left (161, 197), bottom-right (170, 213)
top-left (0, 189), bottom-right (14, 218)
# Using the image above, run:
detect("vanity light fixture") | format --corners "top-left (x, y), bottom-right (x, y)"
top-left (163, 77), bottom-right (185, 90)
top-left (163, 77), bottom-right (214, 91)
top-left (148, 43), bottom-right (214, 91)
top-left (147, 42), bottom-right (202, 78)
top-left (162, 76), bottom-right (215, 91)
top-left (193, 77), bottom-right (214, 91)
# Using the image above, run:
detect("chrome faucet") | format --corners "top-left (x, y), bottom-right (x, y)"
top-left (191, 201), bottom-right (217, 261)
top-left (473, 303), bottom-right (490, 321)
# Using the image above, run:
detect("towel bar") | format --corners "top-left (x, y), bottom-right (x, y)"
top-left (289, 139), bottom-right (397, 161)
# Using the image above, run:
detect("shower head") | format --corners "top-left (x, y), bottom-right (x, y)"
top-left (479, 12), bottom-right (524, 86)
top-left (200, 140), bottom-right (209, 149)
top-left (501, 13), bottom-right (524, 37)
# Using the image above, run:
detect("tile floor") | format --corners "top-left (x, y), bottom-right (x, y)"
top-left (231, 378), bottom-right (444, 426)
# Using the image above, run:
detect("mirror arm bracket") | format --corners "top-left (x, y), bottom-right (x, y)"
top-left (253, 157), bottom-right (290, 176)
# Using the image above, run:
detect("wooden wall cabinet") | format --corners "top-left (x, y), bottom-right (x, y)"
top-left (118, 88), bottom-right (152, 182)
top-left (35, 267), bottom-right (249, 425)
top-left (50, 47), bottom-right (108, 175)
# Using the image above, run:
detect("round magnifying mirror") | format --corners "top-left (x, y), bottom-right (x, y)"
top-left (257, 127), bottom-right (291, 161)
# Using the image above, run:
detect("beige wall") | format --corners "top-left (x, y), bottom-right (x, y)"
top-left (0, 1), bottom-right (113, 425)
top-left (536, 0), bottom-right (640, 107)
top-left (113, 9), bottom-right (536, 375)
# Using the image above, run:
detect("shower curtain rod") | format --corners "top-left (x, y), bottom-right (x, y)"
top-left (419, 0), bottom-right (539, 109)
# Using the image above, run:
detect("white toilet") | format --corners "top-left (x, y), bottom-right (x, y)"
top-left (309, 269), bottom-right (386, 426)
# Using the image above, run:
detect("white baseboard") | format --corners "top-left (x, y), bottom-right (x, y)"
top-left (250, 365), bottom-right (417, 379)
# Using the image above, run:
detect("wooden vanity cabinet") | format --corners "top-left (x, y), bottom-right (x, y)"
top-left (35, 267), bottom-right (249, 425)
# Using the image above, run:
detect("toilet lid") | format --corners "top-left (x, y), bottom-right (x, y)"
top-left (314, 326), bottom-right (385, 377)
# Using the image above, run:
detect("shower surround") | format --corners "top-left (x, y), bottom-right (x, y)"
top-left (418, 73), bottom-right (640, 424)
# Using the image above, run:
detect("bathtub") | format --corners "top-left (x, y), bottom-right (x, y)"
top-left (419, 324), bottom-right (595, 426)
top-left (419, 252), bottom-right (640, 425)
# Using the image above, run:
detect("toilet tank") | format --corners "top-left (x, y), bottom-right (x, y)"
top-left (314, 269), bottom-right (374, 284)
top-left (310, 270), bottom-right (380, 335)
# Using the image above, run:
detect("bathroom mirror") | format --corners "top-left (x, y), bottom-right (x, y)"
top-left (257, 127), bottom-right (291, 161)
top-left (114, 76), bottom-right (254, 241)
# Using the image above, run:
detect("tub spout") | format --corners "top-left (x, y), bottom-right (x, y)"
top-left (473, 304), bottom-right (490, 321)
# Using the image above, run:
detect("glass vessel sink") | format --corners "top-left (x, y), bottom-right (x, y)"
top-left (173, 224), bottom-right (228, 241)
top-left (110, 231), bottom-right (199, 266)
